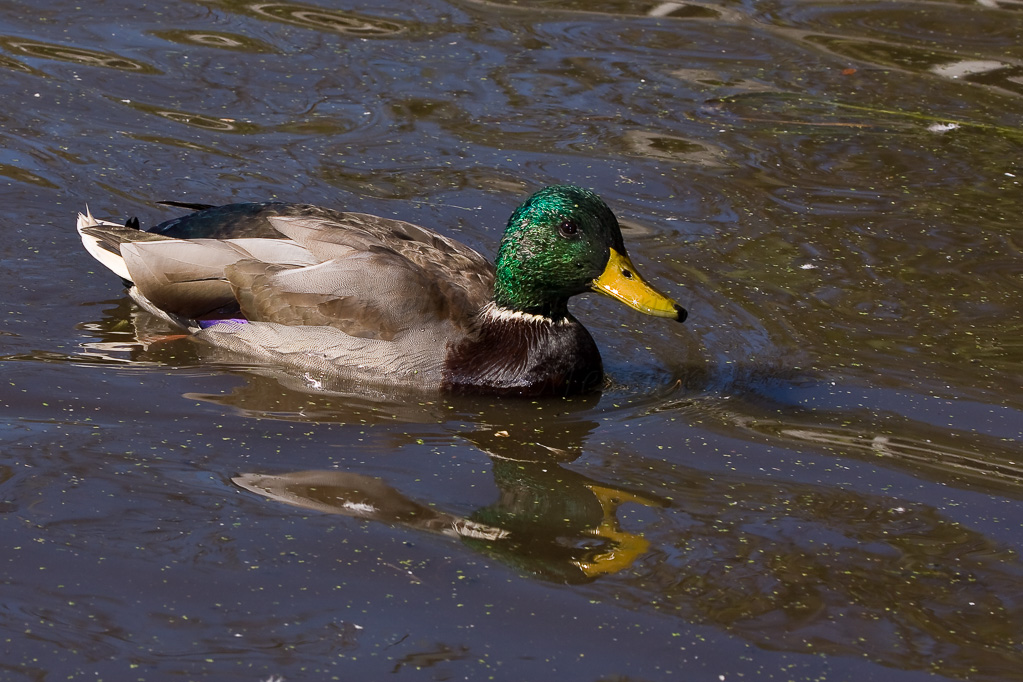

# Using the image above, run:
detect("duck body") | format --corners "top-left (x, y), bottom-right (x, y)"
top-left (77, 186), bottom-right (685, 397)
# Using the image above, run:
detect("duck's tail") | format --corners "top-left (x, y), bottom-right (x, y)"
top-left (77, 208), bottom-right (172, 283)
top-left (77, 207), bottom-right (136, 281)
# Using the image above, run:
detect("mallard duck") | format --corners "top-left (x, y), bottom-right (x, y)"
top-left (77, 185), bottom-right (686, 396)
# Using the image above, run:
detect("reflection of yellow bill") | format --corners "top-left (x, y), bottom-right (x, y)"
top-left (592, 248), bottom-right (686, 321)
top-left (573, 484), bottom-right (660, 578)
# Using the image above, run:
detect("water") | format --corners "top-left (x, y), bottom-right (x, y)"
top-left (1, 0), bottom-right (1022, 679)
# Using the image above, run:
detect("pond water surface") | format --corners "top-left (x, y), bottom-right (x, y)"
top-left (2, 0), bottom-right (1022, 680)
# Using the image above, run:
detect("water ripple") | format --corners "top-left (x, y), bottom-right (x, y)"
top-left (804, 35), bottom-right (1023, 97)
top-left (0, 52), bottom-right (38, 74)
top-left (761, 1), bottom-right (1023, 52)
top-left (0, 37), bottom-right (159, 73)
top-left (239, 1), bottom-right (409, 36)
top-left (118, 99), bottom-right (262, 133)
top-left (151, 29), bottom-right (276, 53)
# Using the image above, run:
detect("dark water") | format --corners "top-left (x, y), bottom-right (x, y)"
top-left (2, 0), bottom-right (1022, 679)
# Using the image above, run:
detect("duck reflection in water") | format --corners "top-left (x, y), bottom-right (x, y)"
top-left (234, 428), bottom-right (668, 585)
top-left (78, 297), bottom-right (669, 582)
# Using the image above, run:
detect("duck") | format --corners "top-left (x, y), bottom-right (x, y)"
top-left (76, 185), bottom-right (686, 397)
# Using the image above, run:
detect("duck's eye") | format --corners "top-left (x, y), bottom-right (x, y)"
top-left (558, 220), bottom-right (579, 238)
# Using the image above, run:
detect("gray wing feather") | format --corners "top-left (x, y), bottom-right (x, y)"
top-left (226, 248), bottom-right (482, 339)
top-left (268, 214), bottom-right (494, 303)
top-left (122, 238), bottom-right (316, 318)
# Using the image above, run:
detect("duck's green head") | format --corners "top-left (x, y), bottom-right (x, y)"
top-left (493, 185), bottom-right (686, 322)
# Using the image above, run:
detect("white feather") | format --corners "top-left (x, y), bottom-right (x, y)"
top-left (76, 208), bottom-right (133, 281)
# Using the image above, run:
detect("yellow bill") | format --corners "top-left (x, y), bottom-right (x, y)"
top-left (592, 248), bottom-right (686, 322)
